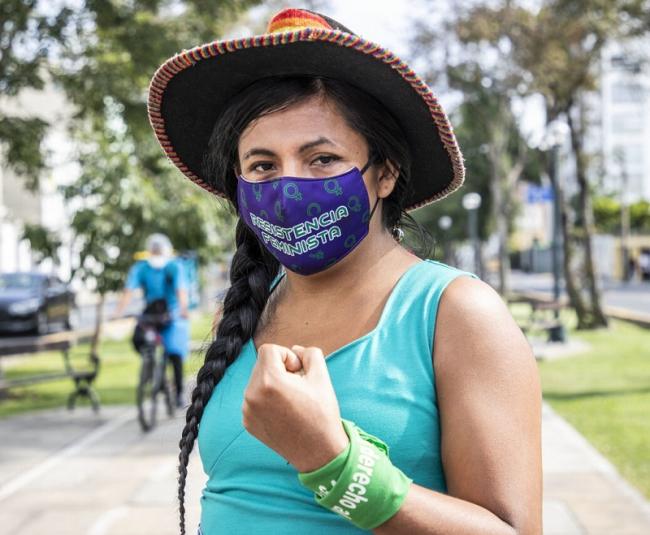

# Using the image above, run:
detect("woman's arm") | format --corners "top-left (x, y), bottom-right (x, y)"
top-left (374, 277), bottom-right (542, 535)
top-left (112, 288), bottom-right (134, 319)
top-left (177, 287), bottom-right (189, 318)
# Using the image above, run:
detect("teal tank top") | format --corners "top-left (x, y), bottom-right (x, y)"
top-left (197, 259), bottom-right (479, 534)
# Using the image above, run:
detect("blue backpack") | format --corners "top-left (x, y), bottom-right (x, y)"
top-left (141, 261), bottom-right (175, 328)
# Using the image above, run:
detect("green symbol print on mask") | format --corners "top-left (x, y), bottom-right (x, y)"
top-left (361, 210), bottom-right (370, 224)
top-left (307, 202), bottom-right (321, 217)
top-left (324, 179), bottom-right (343, 196)
top-left (309, 251), bottom-right (325, 260)
top-left (283, 182), bottom-right (302, 201)
top-left (274, 200), bottom-right (284, 222)
top-left (252, 184), bottom-right (263, 202)
top-left (347, 195), bottom-right (361, 212)
top-left (272, 181), bottom-right (280, 190)
top-left (260, 209), bottom-right (269, 219)
top-left (344, 235), bottom-right (357, 249)
top-left (239, 189), bottom-right (248, 208)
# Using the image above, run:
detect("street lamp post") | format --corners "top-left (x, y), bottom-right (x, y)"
top-left (462, 192), bottom-right (482, 278)
top-left (614, 147), bottom-right (632, 282)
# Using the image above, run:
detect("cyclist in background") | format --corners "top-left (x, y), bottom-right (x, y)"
top-left (114, 233), bottom-right (189, 408)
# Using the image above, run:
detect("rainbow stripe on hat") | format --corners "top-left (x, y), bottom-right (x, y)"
top-left (266, 8), bottom-right (333, 34)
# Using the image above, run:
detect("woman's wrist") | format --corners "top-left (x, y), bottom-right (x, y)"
top-left (298, 419), bottom-right (413, 530)
top-left (292, 420), bottom-right (350, 473)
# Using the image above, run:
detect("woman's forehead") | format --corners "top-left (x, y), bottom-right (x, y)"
top-left (238, 96), bottom-right (364, 153)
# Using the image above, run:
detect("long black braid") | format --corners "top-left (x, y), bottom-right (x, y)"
top-left (176, 219), bottom-right (278, 534)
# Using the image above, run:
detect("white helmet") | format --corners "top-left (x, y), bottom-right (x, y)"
top-left (145, 233), bottom-right (173, 266)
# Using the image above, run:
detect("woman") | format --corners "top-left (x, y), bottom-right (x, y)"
top-left (148, 8), bottom-right (541, 535)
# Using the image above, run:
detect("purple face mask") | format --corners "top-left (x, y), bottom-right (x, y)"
top-left (237, 159), bottom-right (379, 275)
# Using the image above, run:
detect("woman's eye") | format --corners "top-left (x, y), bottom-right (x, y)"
top-left (250, 162), bottom-right (274, 173)
top-left (313, 155), bottom-right (340, 165)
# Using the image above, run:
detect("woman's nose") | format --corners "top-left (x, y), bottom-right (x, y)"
top-left (278, 162), bottom-right (309, 177)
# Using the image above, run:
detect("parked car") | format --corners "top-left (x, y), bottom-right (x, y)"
top-left (640, 248), bottom-right (650, 281)
top-left (0, 272), bottom-right (75, 335)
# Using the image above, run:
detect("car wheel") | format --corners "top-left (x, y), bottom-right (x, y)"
top-left (36, 310), bottom-right (48, 336)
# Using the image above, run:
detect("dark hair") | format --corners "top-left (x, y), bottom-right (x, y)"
top-left (175, 75), bottom-right (433, 534)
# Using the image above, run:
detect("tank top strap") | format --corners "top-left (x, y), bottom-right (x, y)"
top-left (373, 259), bottom-right (480, 357)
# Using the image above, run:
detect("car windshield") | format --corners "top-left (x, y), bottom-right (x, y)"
top-left (0, 273), bottom-right (41, 291)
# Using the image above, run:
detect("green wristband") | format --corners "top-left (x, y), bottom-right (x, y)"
top-left (298, 426), bottom-right (351, 499)
top-left (298, 419), bottom-right (412, 530)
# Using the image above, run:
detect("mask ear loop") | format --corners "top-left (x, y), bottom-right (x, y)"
top-left (360, 154), bottom-right (381, 221)
top-left (360, 158), bottom-right (374, 175)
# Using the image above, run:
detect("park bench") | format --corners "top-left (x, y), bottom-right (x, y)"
top-left (507, 293), bottom-right (568, 343)
top-left (0, 330), bottom-right (101, 412)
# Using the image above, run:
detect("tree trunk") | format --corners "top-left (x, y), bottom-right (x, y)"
top-left (567, 101), bottom-right (608, 328)
top-left (489, 162), bottom-right (509, 295)
top-left (90, 293), bottom-right (105, 356)
top-left (553, 158), bottom-right (591, 327)
top-left (499, 151), bottom-right (527, 297)
top-left (487, 106), bottom-right (516, 296)
top-left (544, 108), bottom-right (590, 328)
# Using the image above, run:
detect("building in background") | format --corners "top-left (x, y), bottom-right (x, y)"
top-left (600, 37), bottom-right (650, 202)
top-left (0, 75), bottom-right (74, 278)
top-left (0, 166), bottom-right (42, 272)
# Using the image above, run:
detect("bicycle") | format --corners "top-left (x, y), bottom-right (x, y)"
top-left (134, 312), bottom-right (176, 432)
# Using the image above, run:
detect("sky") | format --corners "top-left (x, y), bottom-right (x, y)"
top-left (322, 0), bottom-right (426, 58)
top-left (288, 0), bottom-right (546, 143)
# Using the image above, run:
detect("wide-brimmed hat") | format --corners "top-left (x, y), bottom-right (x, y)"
top-left (147, 7), bottom-right (465, 212)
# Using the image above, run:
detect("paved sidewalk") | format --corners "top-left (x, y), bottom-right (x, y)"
top-left (542, 403), bottom-right (650, 534)
top-left (0, 406), bottom-right (205, 535)
top-left (0, 403), bottom-right (648, 534)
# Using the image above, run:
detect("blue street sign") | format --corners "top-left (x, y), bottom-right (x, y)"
top-left (526, 184), bottom-right (554, 203)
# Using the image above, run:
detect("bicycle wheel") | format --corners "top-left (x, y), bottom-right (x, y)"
top-left (154, 353), bottom-right (175, 419)
top-left (162, 356), bottom-right (176, 418)
top-left (136, 348), bottom-right (157, 432)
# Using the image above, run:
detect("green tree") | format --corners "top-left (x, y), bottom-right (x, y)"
top-left (593, 195), bottom-right (622, 234)
top-left (13, 0), bottom-right (261, 348)
top-left (631, 201), bottom-right (650, 232)
top-left (410, 10), bottom-right (542, 293)
top-left (21, 222), bottom-right (62, 265)
top-left (452, 0), bottom-right (650, 328)
top-left (593, 196), bottom-right (650, 234)
top-left (450, 63), bottom-right (542, 294)
top-left (0, 0), bottom-right (73, 187)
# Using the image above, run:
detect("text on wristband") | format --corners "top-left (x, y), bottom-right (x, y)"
top-left (330, 441), bottom-right (380, 518)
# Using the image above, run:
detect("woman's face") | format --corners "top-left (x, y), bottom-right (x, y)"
top-left (236, 94), bottom-right (395, 202)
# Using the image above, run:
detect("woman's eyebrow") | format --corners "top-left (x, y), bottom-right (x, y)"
top-left (242, 137), bottom-right (338, 161)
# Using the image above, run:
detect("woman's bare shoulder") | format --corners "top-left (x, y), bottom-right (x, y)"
top-left (433, 275), bottom-right (536, 375)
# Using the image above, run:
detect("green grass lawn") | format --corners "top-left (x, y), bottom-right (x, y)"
top-left (511, 302), bottom-right (650, 499)
top-left (0, 312), bottom-right (216, 419)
